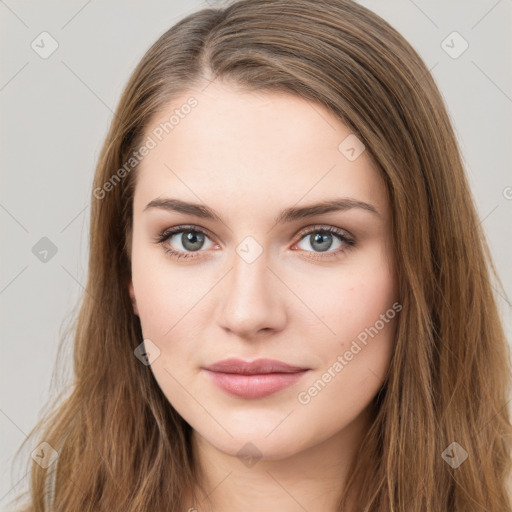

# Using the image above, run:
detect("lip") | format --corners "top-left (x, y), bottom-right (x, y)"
top-left (202, 358), bottom-right (309, 399)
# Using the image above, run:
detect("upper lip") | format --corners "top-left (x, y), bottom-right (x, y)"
top-left (203, 358), bottom-right (308, 375)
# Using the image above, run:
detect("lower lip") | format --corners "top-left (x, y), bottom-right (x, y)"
top-left (203, 370), bottom-right (309, 399)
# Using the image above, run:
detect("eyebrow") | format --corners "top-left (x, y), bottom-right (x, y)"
top-left (143, 197), bottom-right (380, 223)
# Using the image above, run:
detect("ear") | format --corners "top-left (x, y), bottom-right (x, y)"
top-left (128, 280), bottom-right (139, 316)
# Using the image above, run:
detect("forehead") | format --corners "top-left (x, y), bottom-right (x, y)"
top-left (133, 80), bottom-right (389, 219)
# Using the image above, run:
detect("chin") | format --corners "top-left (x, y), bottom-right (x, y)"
top-left (194, 425), bottom-right (314, 462)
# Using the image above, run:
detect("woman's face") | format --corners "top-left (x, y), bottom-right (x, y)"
top-left (128, 80), bottom-right (399, 461)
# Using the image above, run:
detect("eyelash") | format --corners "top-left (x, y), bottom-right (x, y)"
top-left (154, 224), bottom-right (356, 261)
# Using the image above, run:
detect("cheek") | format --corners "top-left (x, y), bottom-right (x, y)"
top-left (292, 245), bottom-right (398, 402)
top-left (292, 246), bottom-right (397, 346)
top-left (130, 244), bottom-right (205, 339)
top-left (295, 269), bottom-right (398, 430)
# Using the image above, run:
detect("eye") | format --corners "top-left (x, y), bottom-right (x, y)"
top-left (154, 224), bottom-right (356, 261)
top-left (292, 225), bottom-right (355, 260)
top-left (155, 225), bottom-right (217, 260)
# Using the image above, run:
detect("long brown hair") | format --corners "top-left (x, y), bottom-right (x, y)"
top-left (10, 0), bottom-right (512, 510)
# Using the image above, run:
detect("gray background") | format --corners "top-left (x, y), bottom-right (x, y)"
top-left (1, 0), bottom-right (511, 508)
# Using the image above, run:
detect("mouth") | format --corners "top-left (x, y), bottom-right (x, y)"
top-left (202, 358), bottom-right (310, 399)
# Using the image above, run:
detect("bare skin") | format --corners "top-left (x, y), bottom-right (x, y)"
top-left (128, 79), bottom-right (399, 511)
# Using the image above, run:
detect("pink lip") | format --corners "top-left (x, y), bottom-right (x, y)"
top-left (202, 358), bottom-right (309, 399)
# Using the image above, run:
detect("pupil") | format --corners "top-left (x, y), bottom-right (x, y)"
top-left (183, 231), bottom-right (204, 251)
top-left (311, 232), bottom-right (332, 252)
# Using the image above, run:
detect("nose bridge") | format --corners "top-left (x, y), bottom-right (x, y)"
top-left (231, 243), bottom-right (268, 299)
top-left (216, 237), bottom-right (285, 336)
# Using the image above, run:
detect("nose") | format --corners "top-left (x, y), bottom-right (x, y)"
top-left (215, 248), bottom-right (287, 339)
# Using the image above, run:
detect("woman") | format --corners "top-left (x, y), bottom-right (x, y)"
top-left (12, 0), bottom-right (512, 510)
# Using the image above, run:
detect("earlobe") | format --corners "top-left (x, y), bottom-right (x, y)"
top-left (128, 281), bottom-right (139, 316)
